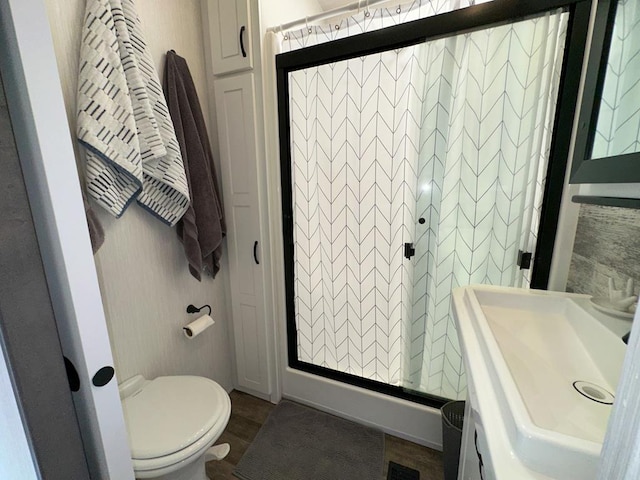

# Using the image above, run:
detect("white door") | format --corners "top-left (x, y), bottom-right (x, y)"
top-left (214, 72), bottom-right (271, 397)
top-left (205, 0), bottom-right (253, 75)
top-left (0, 1), bottom-right (134, 479)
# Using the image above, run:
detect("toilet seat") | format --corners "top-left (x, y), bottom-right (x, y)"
top-left (120, 375), bottom-right (231, 477)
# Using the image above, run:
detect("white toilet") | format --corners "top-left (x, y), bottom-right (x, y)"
top-left (119, 375), bottom-right (231, 480)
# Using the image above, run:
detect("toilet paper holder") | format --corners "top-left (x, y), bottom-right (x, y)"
top-left (183, 304), bottom-right (215, 339)
top-left (186, 304), bottom-right (212, 315)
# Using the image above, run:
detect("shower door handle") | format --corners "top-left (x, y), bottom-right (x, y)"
top-left (517, 250), bottom-right (532, 270)
top-left (404, 243), bottom-right (415, 260)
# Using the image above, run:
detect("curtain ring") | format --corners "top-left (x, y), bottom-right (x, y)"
top-left (306, 16), bottom-right (312, 34)
top-left (280, 25), bottom-right (288, 41)
top-left (364, 0), bottom-right (371, 17)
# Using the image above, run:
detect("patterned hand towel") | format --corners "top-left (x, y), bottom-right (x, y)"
top-left (77, 0), bottom-right (190, 226)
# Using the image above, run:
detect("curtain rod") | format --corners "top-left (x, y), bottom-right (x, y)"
top-left (265, 0), bottom-right (398, 33)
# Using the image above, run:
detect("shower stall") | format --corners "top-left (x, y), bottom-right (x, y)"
top-left (276, 0), bottom-right (590, 408)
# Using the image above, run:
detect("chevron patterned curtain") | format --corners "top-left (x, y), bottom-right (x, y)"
top-left (284, 4), bottom-right (568, 399)
top-left (409, 13), bottom-right (568, 399)
top-left (280, 0), bottom-right (480, 52)
top-left (289, 45), bottom-right (424, 385)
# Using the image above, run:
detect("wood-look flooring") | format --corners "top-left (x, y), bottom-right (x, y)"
top-left (206, 390), bottom-right (444, 480)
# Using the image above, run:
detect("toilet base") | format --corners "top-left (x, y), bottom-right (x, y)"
top-left (136, 455), bottom-right (207, 480)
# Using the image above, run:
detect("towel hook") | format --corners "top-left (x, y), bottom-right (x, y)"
top-left (186, 304), bottom-right (212, 315)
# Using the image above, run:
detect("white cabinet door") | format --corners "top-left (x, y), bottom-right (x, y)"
top-left (206, 0), bottom-right (253, 75)
top-left (214, 73), bottom-right (270, 396)
top-left (459, 400), bottom-right (483, 480)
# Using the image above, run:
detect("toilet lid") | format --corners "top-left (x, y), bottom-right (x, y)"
top-left (122, 376), bottom-right (228, 460)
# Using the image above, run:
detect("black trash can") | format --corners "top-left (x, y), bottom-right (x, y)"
top-left (441, 400), bottom-right (465, 480)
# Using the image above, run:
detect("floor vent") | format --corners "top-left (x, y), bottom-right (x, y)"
top-left (387, 461), bottom-right (420, 480)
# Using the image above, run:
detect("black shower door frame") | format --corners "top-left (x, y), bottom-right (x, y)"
top-left (276, 0), bottom-right (592, 409)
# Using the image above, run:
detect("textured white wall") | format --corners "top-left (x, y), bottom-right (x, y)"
top-left (260, 0), bottom-right (323, 29)
top-left (43, 0), bottom-right (233, 390)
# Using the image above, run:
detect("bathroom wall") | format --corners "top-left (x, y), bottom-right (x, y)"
top-left (260, 0), bottom-right (324, 29)
top-left (566, 203), bottom-right (640, 299)
top-left (43, 0), bottom-right (233, 389)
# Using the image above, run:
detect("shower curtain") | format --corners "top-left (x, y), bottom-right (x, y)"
top-left (409, 14), bottom-right (568, 398)
top-left (278, 1), bottom-right (568, 399)
top-left (280, 0), bottom-right (481, 50)
top-left (288, 45), bottom-right (423, 385)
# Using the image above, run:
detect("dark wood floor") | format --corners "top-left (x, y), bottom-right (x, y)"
top-left (206, 390), bottom-right (444, 480)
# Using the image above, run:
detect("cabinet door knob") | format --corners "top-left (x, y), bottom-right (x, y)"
top-left (474, 430), bottom-right (485, 480)
top-left (253, 240), bottom-right (260, 265)
top-left (92, 366), bottom-right (115, 387)
top-left (240, 25), bottom-right (247, 58)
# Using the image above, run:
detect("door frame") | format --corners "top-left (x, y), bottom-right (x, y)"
top-left (0, 72), bottom-right (91, 479)
top-left (0, 0), bottom-right (134, 478)
top-left (275, 0), bottom-right (591, 410)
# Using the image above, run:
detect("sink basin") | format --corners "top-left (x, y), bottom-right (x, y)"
top-left (452, 286), bottom-right (626, 479)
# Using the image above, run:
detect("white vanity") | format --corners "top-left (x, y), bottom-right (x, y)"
top-left (451, 286), bottom-right (627, 480)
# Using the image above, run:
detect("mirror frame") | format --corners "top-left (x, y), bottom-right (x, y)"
top-left (570, 0), bottom-right (640, 183)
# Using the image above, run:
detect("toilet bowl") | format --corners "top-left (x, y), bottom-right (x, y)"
top-left (119, 375), bottom-right (231, 480)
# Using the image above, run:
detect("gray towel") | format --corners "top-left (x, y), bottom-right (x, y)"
top-left (164, 50), bottom-right (225, 280)
top-left (82, 188), bottom-right (105, 254)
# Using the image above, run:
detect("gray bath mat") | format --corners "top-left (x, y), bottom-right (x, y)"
top-left (233, 400), bottom-right (384, 480)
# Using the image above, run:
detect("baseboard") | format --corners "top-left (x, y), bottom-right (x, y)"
top-left (282, 368), bottom-right (443, 451)
top-left (232, 384), bottom-right (274, 403)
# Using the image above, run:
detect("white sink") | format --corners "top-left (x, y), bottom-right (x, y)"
top-left (452, 286), bottom-right (626, 479)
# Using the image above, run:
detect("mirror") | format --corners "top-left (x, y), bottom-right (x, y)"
top-left (570, 0), bottom-right (640, 183)
top-left (592, 0), bottom-right (640, 159)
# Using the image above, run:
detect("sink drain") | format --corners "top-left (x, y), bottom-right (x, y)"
top-left (573, 381), bottom-right (614, 405)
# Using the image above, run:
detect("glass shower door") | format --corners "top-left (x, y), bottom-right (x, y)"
top-left (288, 44), bottom-right (420, 388)
top-left (285, 9), bottom-right (569, 404)
top-left (405, 13), bottom-right (568, 400)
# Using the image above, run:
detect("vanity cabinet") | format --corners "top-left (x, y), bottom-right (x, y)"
top-left (214, 72), bottom-right (270, 397)
top-left (459, 378), bottom-right (492, 480)
top-left (459, 401), bottom-right (484, 480)
top-left (452, 286), bottom-right (621, 479)
top-left (205, 0), bottom-right (253, 75)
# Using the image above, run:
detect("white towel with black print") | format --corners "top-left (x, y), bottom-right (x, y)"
top-left (77, 0), bottom-right (190, 226)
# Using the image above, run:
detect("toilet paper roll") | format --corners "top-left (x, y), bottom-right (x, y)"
top-left (183, 314), bottom-right (215, 338)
